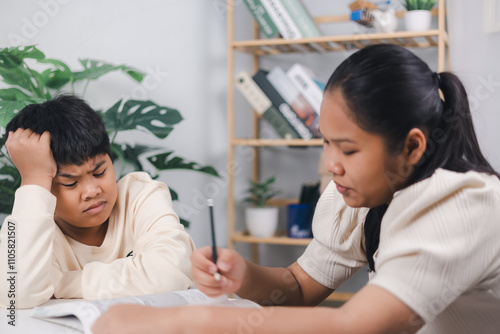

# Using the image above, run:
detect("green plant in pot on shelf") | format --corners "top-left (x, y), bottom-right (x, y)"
top-left (403, 0), bottom-right (437, 32)
top-left (243, 175), bottom-right (281, 238)
top-left (0, 45), bottom-right (219, 227)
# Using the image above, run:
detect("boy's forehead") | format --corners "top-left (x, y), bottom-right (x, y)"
top-left (57, 154), bottom-right (109, 173)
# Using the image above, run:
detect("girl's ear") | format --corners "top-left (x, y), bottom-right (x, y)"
top-left (403, 128), bottom-right (427, 166)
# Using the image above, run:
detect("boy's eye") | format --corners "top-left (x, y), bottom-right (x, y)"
top-left (343, 151), bottom-right (357, 156)
top-left (62, 181), bottom-right (77, 188)
top-left (94, 169), bottom-right (106, 177)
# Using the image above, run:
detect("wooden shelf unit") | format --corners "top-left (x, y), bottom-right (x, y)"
top-left (226, 0), bottom-right (449, 303)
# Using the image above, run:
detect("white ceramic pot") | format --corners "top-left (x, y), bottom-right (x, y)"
top-left (245, 207), bottom-right (279, 238)
top-left (405, 10), bottom-right (432, 32)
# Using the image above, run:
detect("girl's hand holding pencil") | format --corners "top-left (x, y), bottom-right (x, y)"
top-left (195, 199), bottom-right (246, 297)
top-left (190, 246), bottom-right (246, 297)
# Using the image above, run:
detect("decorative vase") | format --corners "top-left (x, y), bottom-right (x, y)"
top-left (372, 8), bottom-right (398, 33)
top-left (405, 10), bottom-right (432, 32)
top-left (245, 207), bottom-right (279, 238)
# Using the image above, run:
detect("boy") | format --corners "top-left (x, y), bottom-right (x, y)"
top-left (0, 95), bottom-right (195, 309)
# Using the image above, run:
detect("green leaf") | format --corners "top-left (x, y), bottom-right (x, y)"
top-left (28, 68), bottom-right (51, 99)
top-left (0, 166), bottom-right (20, 213)
top-left (0, 45), bottom-right (45, 67)
top-left (0, 100), bottom-right (31, 128)
top-left (110, 142), bottom-right (162, 172)
top-left (0, 88), bottom-right (31, 101)
top-left (169, 187), bottom-right (179, 201)
top-left (72, 59), bottom-right (145, 83)
top-left (125, 69), bottom-right (145, 82)
top-left (0, 66), bottom-right (39, 94)
top-left (179, 217), bottom-right (189, 228)
top-left (147, 152), bottom-right (220, 177)
top-left (0, 46), bottom-right (47, 96)
top-left (243, 175), bottom-right (280, 207)
top-left (99, 99), bottom-right (183, 139)
top-left (39, 58), bottom-right (73, 89)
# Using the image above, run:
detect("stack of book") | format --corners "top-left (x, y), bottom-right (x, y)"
top-left (242, 0), bottom-right (322, 39)
top-left (235, 64), bottom-right (325, 140)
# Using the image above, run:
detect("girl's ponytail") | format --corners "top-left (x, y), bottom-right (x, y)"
top-left (411, 72), bottom-right (498, 182)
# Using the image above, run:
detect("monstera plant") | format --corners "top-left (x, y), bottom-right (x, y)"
top-left (0, 45), bottom-right (219, 227)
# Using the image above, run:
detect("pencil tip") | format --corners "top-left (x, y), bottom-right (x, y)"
top-left (207, 198), bottom-right (214, 206)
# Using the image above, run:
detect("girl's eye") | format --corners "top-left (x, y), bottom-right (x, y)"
top-left (343, 151), bottom-right (357, 156)
top-left (62, 182), bottom-right (77, 188)
top-left (94, 169), bottom-right (106, 177)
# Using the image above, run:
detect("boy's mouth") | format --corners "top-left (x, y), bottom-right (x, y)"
top-left (84, 201), bottom-right (106, 213)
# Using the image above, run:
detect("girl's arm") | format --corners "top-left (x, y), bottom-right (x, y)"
top-left (92, 284), bottom-right (424, 334)
top-left (191, 246), bottom-right (333, 306)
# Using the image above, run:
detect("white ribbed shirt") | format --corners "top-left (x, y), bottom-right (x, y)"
top-left (298, 169), bottom-right (500, 333)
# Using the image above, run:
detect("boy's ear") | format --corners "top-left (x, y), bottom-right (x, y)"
top-left (403, 128), bottom-right (427, 166)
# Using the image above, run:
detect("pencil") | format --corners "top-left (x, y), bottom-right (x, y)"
top-left (207, 199), bottom-right (221, 282)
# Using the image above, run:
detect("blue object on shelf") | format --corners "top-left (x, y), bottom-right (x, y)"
top-left (287, 204), bottom-right (314, 238)
top-left (350, 9), bottom-right (363, 21)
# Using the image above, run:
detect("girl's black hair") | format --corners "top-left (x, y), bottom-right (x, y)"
top-left (6, 94), bottom-right (110, 167)
top-left (325, 44), bottom-right (498, 272)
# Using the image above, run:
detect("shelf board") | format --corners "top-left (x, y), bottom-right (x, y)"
top-left (232, 138), bottom-right (323, 147)
top-left (325, 291), bottom-right (355, 302)
top-left (232, 230), bottom-right (312, 246)
top-left (232, 30), bottom-right (448, 55)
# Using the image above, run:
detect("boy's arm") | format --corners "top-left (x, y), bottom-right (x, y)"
top-left (0, 129), bottom-right (60, 309)
top-left (0, 186), bottom-right (61, 309)
top-left (74, 175), bottom-right (194, 300)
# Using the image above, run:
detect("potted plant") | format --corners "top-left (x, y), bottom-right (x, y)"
top-left (243, 175), bottom-right (281, 238)
top-left (403, 0), bottom-right (436, 32)
top-left (0, 45), bottom-right (219, 227)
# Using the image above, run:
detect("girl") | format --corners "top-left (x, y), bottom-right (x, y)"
top-left (93, 44), bottom-right (500, 334)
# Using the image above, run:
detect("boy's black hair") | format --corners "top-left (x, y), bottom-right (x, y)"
top-left (5, 94), bottom-right (110, 166)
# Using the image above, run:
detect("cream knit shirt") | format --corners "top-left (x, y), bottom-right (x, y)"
top-left (298, 169), bottom-right (500, 333)
top-left (0, 172), bottom-right (195, 309)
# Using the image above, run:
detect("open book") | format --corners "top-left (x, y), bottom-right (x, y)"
top-left (31, 289), bottom-right (260, 334)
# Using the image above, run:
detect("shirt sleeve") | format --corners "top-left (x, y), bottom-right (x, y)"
top-left (78, 173), bottom-right (195, 300)
top-left (369, 170), bottom-right (500, 323)
top-left (298, 181), bottom-right (369, 289)
top-left (0, 186), bottom-right (63, 309)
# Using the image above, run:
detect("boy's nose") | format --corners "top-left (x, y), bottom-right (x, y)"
top-left (82, 183), bottom-right (101, 200)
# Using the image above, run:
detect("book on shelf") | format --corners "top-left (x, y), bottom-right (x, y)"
top-left (235, 71), bottom-right (301, 139)
top-left (242, 0), bottom-right (280, 38)
top-left (286, 63), bottom-right (325, 115)
top-left (280, 0), bottom-right (322, 38)
top-left (253, 69), bottom-right (314, 140)
top-left (266, 66), bottom-right (321, 138)
top-left (31, 289), bottom-right (260, 334)
top-left (260, 0), bottom-right (302, 39)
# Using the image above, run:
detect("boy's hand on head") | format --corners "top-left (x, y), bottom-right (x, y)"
top-left (6, 128), bottom-right (57, 191)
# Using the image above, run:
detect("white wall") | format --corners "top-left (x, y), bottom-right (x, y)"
top-left (447, 0), bottom-right (500, 170)
top-left (1, 0), bottom-right (499, 293)
top-left (0, 0), bottom-right (229, 249)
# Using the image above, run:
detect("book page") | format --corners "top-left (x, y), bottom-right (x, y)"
top-left (31, 289), bottom-right (260, 334)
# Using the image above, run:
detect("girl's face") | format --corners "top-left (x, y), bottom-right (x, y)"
top-left (320, 90), bottom-right (408, 208)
